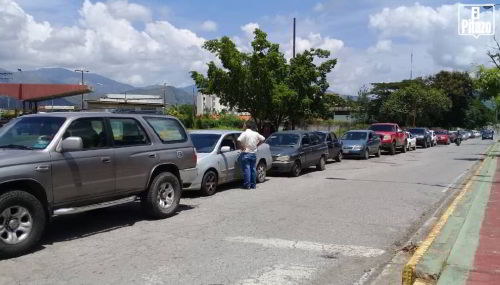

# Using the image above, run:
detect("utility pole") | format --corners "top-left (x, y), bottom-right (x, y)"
top-left (163, 83), bottom-right (167, 114)
top-left (293, 18), bottom-right (296, 58)
top-left (192, 86), bottom-right (196, 119)
top-left (75, 69), bottom-right (89, 110)
top-left (410, 52), bottom-right (413, 80)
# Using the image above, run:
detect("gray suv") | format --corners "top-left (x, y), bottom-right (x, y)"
top-left (0, 112), bottom-right (197, 257)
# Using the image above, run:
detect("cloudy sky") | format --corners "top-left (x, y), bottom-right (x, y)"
top-left (0, 0), bottom-right (498, 94)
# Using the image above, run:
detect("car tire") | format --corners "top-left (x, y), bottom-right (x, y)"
top-left (317, 156), bottom-right (326, 171)
top-left (201, 170), bottom-right (218, 196)
top-left (0, 190), bottom-right (46, 258)
top-left (335, 151), bottom-right (343, 162)
top-left (290, 161), bottom-right (302, 177)
top-left (363, 149), bottom-right (370, 160)
top-left (256, 161), bottom-right (267, 183)
top-left (389, 142), bottom-right (396, 155)
top-left (401, 141), bottom-right (407, 153)
top-left (375, 147), bottom-right (381, 157)
top-left (142, 172), bottom-right (181, 219)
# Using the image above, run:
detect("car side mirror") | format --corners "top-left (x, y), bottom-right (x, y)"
top-left (220, 146), bottom-right (231, 153)
top-left (61, 137), bottom-right (83, 152)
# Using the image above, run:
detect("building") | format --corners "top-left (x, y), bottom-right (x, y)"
top-left (331, 107), bottom-right (356, 122)
top-left (196, 93), bottom-right (248, 116)
top-left (86, 94), bottom-right (166, 113)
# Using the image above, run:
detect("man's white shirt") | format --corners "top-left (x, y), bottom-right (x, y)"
top-left (237, 129), bottom-right (265, 153)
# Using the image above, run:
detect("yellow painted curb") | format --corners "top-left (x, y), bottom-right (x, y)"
top-left (401, 144), bottom-right (496, 285)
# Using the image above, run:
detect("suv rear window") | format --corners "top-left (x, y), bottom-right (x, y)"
top-left (110, 118), bottom-right (150, 146)
top-left (144, 117), bottom-right (187, 143)
top-left (369, 125), bottom-right (395, 132)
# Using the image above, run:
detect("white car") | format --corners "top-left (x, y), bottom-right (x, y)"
top-left (405, 132), bottom-right (417, 151)
top-left (185, 130), bottom-right (272, 196)
top-left (429, 130), bottom-right (437, 146)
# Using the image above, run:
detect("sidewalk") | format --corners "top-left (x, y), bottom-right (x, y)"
top-left (403, 143), bottom-right (500, 285)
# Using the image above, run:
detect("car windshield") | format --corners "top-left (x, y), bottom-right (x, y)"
top-left (314, 132), bottom-right (326, 141)
top-left (266, 133), bottom-right (300, 147)
top-left (190, 134), bottom-right (221, 153)
top-left (369, 125), bottom-right (394, 132)
top-left (0, 116), bottom-right (66, 150)
top-left (435, 130), bottom-right (448, 134)
top-left (342, 132), bottom-right (367, 140)
top-left (409, 128), bottom-right (425, 134)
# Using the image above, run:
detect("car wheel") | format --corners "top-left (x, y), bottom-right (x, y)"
top-left (290, 161), bottom-right (302, 177)
top-left (142, 172), bottom-right (181, 219)
top-left (317, 156), bottom-right (326, 171)
top-left (363, 149), bottom-right (370, 160)
top-left (375, 147), bottom-right (381, 157)
top-left (256, 161), bottom-right (267, 183)
top-left (0, 191), bottom-right (46, 258)
top-left (401, 141), bottom-right (407, 153)
top-left (390, 142), bottom-right (396, 155)
top-left (335, 151), bottom-right (343, 162)
top-left (201, 170), bottom-right (218, 196)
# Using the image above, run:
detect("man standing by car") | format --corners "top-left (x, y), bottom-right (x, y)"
top-left (237, 122), bottom-right (265, 189)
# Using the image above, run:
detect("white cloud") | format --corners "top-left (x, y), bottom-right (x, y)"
top-left (241, 22), bottom-right (260, 38)
top-left (313, 3), bottom-right (324, 12)
top-left (0, 0), bottom-right (212, 86)
top-left (367, 39), bottom-right (392, 53)
top-left (201, 20), bottom-right (217, 32)
top-left (106, 0), bottom-right (151, 22)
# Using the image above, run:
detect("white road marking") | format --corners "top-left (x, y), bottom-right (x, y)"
top-left (226, 236), bottom-right (385, 258)
top-left (442, 170), bottom-right (468, 193)
top-left (235, 264), bottom-right (316, 285)
top-left (353, 267), bottom-right (375, 285)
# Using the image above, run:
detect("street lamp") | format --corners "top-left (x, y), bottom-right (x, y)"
top-left (75, 69), bottom-right (89, 110)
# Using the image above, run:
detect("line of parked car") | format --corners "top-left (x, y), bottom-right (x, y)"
top-left (0, 113), bottom-right (494, 258)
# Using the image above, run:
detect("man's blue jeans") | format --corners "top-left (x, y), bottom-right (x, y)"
top-left (241, 152), bottom-right (257, 189)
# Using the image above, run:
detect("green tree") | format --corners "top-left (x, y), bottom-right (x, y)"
top-left (381, 82), bottom-right (451, 127)
top-left (167, 104), bottom-right (195, 128)
top-left (191, 29), bottom-right (337, 131)
top-left (476, 66), bottom-right (500, 123)
top-left (427, 71), bottom-right (475, 128)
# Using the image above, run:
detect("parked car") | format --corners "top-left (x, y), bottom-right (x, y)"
top-left (482, 130), bottom-right (494, 140)
top-left (473, 130), bottom-right (481, 138)
top-left (340, 130), bottom-right (381, 159)
top-left (313, 131), bottom-right (343, 162)
top-left (429, 130), bottom-right (437, 146)
top-left (408, 127), bottom-right (432, 148)
top-left (461, 130), bottom-right (470, 140)
top-left (405, 131), bottom-right (417, 151)
top-left (0, 112), bottom-right (198, 257)
top-left (267, 131), bottom-right (328, 177)
top-left (369, 123), bottom-right (407, 155)
top-left (186, 130), bottom-right (272, 195)
top-left (434, 129), bottom-right (450, 145)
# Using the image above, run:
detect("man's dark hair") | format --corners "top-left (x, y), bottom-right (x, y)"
top-left (244, 121), bottom-right (257, 131)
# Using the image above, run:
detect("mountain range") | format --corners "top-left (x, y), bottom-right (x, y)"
top-left (0, 68), bottom-right (197, 108)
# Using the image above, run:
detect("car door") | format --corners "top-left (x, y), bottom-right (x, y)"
top-left (325, 133), bottom-right (334, 159)
top-left (51, 117), bottom-right (115, 205)
top-left (218, 134), bottom-right (241, 183)
top-left (367, 132), bottom-right (376, 153)
top-left (109, 117), bottom-right (157, 194)
top-left (309, 133), bottom-right (324, 163)
top-left (300, 134), bottom-right (313, 167)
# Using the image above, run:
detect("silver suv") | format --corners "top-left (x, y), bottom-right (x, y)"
top-left (0, 112), bottom-right (197, 257)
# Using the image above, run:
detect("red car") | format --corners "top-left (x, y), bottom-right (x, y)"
top-left (435, 129), bottom-right (450, 144)
top-left (369, 123), bottom-right (407, 155)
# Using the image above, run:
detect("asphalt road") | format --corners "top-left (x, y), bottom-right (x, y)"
top-left (0, 138), bottom-right (493, 285)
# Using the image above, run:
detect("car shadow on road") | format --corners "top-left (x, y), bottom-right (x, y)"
top-left (42, 202), bottom-right (194, 245)
top-left (453, 157), bottom-right (485, 161)
top-left (325, 177), bottom-right (461, 189)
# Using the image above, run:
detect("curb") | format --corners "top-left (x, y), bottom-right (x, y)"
top-left (401, 143), bottom-right (497, 285)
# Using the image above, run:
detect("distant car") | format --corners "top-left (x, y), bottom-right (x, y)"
top-left (434, 129), bottom-right (450, 145)
top-left (482, 130), bottom-right (494, 140)
top-left (405, 131), bottom-right (417, 151)
top-left (267, 131), bottom-right (329, 177)
top-left (187, 130), bottom-right (272, 195)
top-left (474, 130), bottom-right (481, 138)
top-left (340, 130), bottom-right (381, 159)
top-left (460, 131), bottom-right (470, 140)
top-left (314, 131), bottom-right (343, 162)
top-left (408, 128), bottom-right (432, 148)
top-left (429, 130), bottom-right (437, 146)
